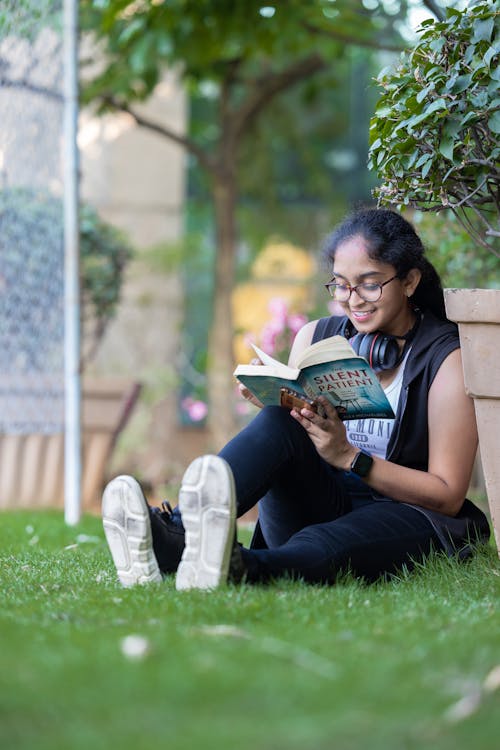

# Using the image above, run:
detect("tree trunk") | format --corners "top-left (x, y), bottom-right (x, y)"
top-left (206, 170), bottom-right (238, 447)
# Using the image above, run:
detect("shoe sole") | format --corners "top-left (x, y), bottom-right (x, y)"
top-left (102, 475), bottom-right (162, 587)
top-left (175, 455), bottom-right (236, 591)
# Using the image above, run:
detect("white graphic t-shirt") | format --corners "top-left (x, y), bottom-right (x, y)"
top-left (345, 350), bottom-right (410, 459)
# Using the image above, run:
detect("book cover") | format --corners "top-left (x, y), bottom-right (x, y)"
top-left (234, 337), bottom-right (395, 420)
top-left (298, 358), bottom-right (394, 419)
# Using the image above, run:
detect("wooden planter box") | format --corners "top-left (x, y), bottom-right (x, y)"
top-left (445, 288), bottom-right (500, 556)
top-left (0, 377), bottom-right (140, 512)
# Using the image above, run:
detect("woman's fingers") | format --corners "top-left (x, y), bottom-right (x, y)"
top-left (237, 381), bottom-right (264, 409)
top-left (317, 396), bottom-right (341, 420)
top-left (290, 407), bottom-right (323, 431)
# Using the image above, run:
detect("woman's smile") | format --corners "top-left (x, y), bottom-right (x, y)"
top-left (350, 309), bottom-right (376, 321)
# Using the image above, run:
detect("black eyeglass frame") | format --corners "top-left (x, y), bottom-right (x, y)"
top-left (324, 274), bottom-right (399, 302)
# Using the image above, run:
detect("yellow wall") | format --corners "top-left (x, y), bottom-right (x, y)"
top-left (232, 242), bottom-right (317, 364)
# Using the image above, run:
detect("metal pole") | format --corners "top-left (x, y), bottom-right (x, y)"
top-left (63, 0), bottom-right (81, 525)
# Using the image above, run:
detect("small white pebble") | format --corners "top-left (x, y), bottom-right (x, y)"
top-left (443, 691), bottom-right (481, 723)
top-left (120, 635), bottom-right (151, 661)
top-left (198, 624), bottom-right (248, 638)
top-left (75, 534), bottom-right (100, 544)
top-left (484, 665), bottom-right (500, 693)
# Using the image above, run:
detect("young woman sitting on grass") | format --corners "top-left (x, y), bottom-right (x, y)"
top-left (102, 208), bottom-right (490, 590)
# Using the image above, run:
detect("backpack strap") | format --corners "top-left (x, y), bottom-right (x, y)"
top-left (312, 315), bottom-right (347, 344)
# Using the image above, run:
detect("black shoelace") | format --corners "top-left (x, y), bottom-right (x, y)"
top-left (161, 499), bottom-right (175, 518)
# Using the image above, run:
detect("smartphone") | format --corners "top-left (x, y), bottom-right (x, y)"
top-left (280, 387), bottom-right (318, 413)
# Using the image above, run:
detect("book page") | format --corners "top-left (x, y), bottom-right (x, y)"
top-left (296, 335), bottom-right (361, 369)
top-left (250, 343), bottom-right (284, 368)
top-left (234, 361), bottom-right (300, 380)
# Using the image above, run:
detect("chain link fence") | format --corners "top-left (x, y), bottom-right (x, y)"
top-left (0, 1), bottom-right (64, 435)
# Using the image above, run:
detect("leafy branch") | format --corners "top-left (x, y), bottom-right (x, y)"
top-left (368, 1), bottom-right (500, 255)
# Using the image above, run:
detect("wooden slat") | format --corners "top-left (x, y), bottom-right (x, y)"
top-left (18, 435), bottom-right (47, 507)
top-left (0, 435), bottom-right (24, 508)
top-left (39, 435), bottom-right (64, 507)
top-left (0, 378), bottom-right (141, 511)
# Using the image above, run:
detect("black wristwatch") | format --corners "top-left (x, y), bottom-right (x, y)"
top-left (350, 450), bottom-right (373, 478)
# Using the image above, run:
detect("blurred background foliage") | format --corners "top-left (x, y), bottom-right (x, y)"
top-left (0, 188), bottom-right (134, 371)
top-left (412, 210), bottom-right (499, 289)
top-left (80, 0), bottom-right (423, 438)
top-left (80, 0), bottom-right (496, 433)
top-left (79, 204), bottom-right (135, 367)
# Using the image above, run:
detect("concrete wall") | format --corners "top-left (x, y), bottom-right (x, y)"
top-left (79, 71), bottom-right (192, 491)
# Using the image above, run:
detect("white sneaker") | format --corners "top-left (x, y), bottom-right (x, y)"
top-left (102, 475), bottom-right (162, 587)
top-left (175, 455), bottom-right (236, 591)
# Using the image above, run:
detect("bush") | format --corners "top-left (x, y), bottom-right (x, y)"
top-left (79, 203), bottom-right (134, 364)
top-left (368, 1), bottom-right (500, 254)
top-left (0, 187), bottom-right (133, 370)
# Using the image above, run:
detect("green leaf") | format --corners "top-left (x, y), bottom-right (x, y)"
top-left (421, 159), bottom-right (433, 178)
top-left (128, 36), bottom-right (153, 74)
top-left (415, 152), bottom-right (433, 169)
top-left (117, 17), bottom-right (144, 45)
top-left (451, 74), bottom-right (472, 94)
top-left (483, 45), bottom-right (498, 69)
top-left (374, 105), bottom-right (392, 118)
top-left (424, 98), bottom-right (448, 116)
top-left (439, 137), bottom-right (454, 161)
top-left (458, 111), bottom-right (480, 128)
top-left (442, 116), bottom-right (462, 140)
top-left (488, 111), bottom-right (500, 135)
top-left (394, 98), bottom-right (448, 134)
top-left (429, 37), bottom-right (446, 54)
top-left (416, 85), bottom-right (434, 104)
top-left (472, 18), bottom-right (494, 43)
top-left (425, 65), bottom-right (447, 82)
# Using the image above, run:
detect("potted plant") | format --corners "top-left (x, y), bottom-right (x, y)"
top-left (368, 0), bottom-right (500, 553)
top-left (0, 187), bottom-right (137, 510)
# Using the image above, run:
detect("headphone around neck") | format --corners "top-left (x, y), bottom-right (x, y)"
top-left (343, 316), bottom-right (421, 372)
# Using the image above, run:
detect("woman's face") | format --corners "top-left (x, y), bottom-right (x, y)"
top-left (331, 235), bottom-right (420, 336)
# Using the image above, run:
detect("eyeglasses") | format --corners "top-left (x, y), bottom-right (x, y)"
top-left (324, 275), bottom-right (399, 302)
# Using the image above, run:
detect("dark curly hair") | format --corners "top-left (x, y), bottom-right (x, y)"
top-left (322, 208), bottom-right (446, 320)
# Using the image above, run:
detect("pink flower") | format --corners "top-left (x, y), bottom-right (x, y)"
top-left (188, 400), bottom-right (208, 421)
top-left (287, 313), bottom-right (308, 335)
top-left (260, 323), bottom-right (279, 355)
top-left (268, 297), bottom-right (289, 323)
top-left (327, 299), bottom-right (344, 316)
top-left (181, 396), bottom-right (208, 422)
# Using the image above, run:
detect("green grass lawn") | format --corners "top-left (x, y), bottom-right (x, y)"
top-left (1, 510), bottom-right (499, 750)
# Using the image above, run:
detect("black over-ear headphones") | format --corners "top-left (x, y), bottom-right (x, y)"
top-left (343, 316), bottom-right (421, 372)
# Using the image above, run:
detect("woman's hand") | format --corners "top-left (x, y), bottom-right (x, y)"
top-left (290, 396), bottom-right (357, 470)
top-left (237, 358), bottom-right (265, 409)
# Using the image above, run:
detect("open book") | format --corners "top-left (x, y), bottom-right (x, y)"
top-left (234, 335), bottom-right (395, 420)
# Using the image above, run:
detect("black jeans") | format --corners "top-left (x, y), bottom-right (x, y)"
top-left (219, 406), bottom-right (444, 584)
